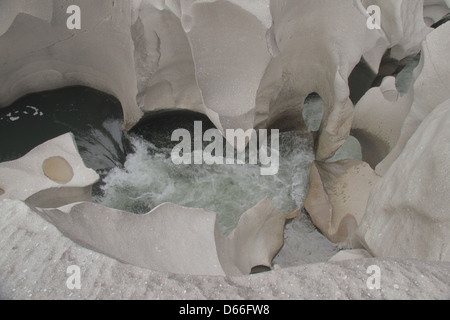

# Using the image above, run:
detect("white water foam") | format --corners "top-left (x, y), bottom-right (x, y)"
top-left (96, 131), bottom-right (313, 233)
top-left (95, 130), bottom-right (338, 266)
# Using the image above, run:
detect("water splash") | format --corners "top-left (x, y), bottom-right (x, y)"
top-left (96, 130), bottom-right (315, 236)
top-left (1, 87), bottom-right (338, 267)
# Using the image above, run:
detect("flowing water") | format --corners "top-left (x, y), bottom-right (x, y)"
top-left (96, 129), bottom-right (315, 236)
top-left (0, 86), bottom-right (339, 268)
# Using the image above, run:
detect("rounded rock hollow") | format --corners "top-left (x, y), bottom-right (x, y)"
top-left (42, 156), bottom-right (74, 184)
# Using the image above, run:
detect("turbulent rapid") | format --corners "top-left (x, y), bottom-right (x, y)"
top-left (94, 126), bottom-right (339, 266)
top-left (95, 130), bottom-right (315, 236)
top-left (0, 86), bottom-right (339, 267)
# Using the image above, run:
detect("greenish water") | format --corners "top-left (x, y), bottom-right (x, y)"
top-left (96, 129), bottom-right (315, 235)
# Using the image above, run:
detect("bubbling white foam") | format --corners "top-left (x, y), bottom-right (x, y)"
top-left (96, 131), bottom-right (314, 236)
top-left (95, 129), bottom-right (339, 266)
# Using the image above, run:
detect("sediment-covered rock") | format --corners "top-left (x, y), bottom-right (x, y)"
top-left (1, 199), bottom-right (448, 300)
top-left (305, 160), bottom-right (380, 248)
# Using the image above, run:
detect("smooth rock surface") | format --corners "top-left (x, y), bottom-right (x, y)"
top-left (357, 99), bottom-right (450, 261)
top-left (352, 76), bottom-right (414, 168)
top-left (0, 133), bottom-right (99, 208)
top-left (265, 0), bottom-right (387, 160)
top-left (130, 1), bottom-right (205, 115)
top-left (376, 23), bottom-right (450, 175)
top-left (42, 156), bottom-right (74, 184)
top-left (364, 0), bottom-right (432, 60)
top-left (423, 0), bottom-right (450, 26)
top-left (0, 0), bottom-right (432, 157)
top-left (36, 198), bottom-right (286, 276)
top-left (0, 0), bottom-right (142, 130)
top-left (0, 0), bottom-right (448, 300)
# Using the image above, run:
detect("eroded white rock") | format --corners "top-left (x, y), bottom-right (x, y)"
top-left (35, 198), bottom-right (285, 276)
top-left (131, 2), bottom-right (204, 115)
top-left (0, 0), bottom-right (432, 158)
top-left (362, 0), bottom-right (432, 59)
top-left (0, 0), bottom-right (448, 297)
top-left (423, 0), bottom-right (450, 26)
top-left (0, 130), bottom-right (286, 276)
top-left (357, 99), bottom-right (450, 261)
top-left (263, 0), bottom-right (388, 160)
top-left (0, 0), bottom-right (142, 130)
top-left (0, 133), bottom-right (99, 208)
top-left (376, 23), bottom-right (450, 175)
top-left (352, 76), bottom-right (414, 167)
